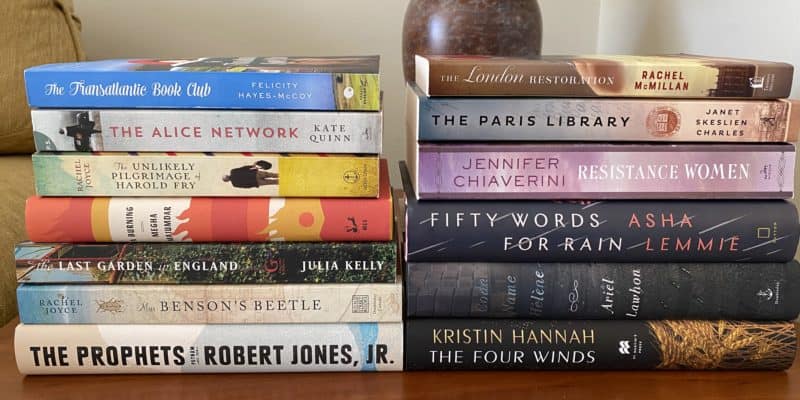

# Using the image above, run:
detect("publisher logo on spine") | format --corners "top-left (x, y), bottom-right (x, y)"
top-left (646, 107), bottom-right (681, 137)
top-left (343, 170), bottom-right (360, 184)
top-left (749, 76), bottom-right (765, 89)
top-left (618, 334), bottom-right (643, 359)
top-left (756, 281), bottom-right (782, 305)
top-left (618, 341), bottom-right (631, 355)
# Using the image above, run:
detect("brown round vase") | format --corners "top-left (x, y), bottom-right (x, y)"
top-left (402, 0), bottom-right (543, 82)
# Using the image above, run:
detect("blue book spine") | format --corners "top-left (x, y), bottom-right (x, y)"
top-left (25, 70), bottom-right (379, 110)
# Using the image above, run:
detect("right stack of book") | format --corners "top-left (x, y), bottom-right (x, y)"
top-left (403, 54), bottom-right (800, 371)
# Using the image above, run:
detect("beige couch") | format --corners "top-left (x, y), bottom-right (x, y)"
top-left (1, 0), bottom-right (84, 325)
top-left (0, 157), bottom-right (34, 324)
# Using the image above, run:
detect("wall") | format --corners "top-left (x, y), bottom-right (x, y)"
top-left (597, 0), bottom-right (800, 98)
top-left (72, 0), bottom-right (601, 182)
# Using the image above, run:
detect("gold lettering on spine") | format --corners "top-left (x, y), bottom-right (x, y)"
top-left (490, 329), bottom-right (503, 344)
top-left (583, 329), bottom-right (595, 344)
top-left (431, 328), bottom-right (503, 344)
top-left (511, 329), bottom-right (596, 344)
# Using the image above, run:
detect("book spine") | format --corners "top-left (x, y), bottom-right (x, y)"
top-left (405, 319), bottom-right (796, 370)
top-left (31, 109), bottom-right (382, 153)
top-left (32, 152), bottom-right (379, 197)
top-left (25, 184), bottom-right (392, 242)
top-left (414, 143), bottom-right (795, 199)
top-left (15, 241), bottom-right (397, 284)
top-left (24, 70), bottom-right (381, 110)
top-left (402, 164), bottom-right (799, 262)
top-left (27, 158), bottom-right (391, 242)
top-left (419, 56), bottom-right (793, 98)
top-left (15, 322), bottom-right (403, 374)
top-left (411, 85), bottom-right (798, 142)
top-left (17, 283), bottom-right (402, 324)
top-left (405, 262), bottom-right (800, 320)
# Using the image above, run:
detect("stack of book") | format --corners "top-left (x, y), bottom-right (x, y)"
top-left (13, 56), bottom-right (403, 374)
top-left (403, 54), bottom-right (800, 370)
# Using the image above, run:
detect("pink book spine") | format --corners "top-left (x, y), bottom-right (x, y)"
top-left (414, 144), bottom-right (795, 199)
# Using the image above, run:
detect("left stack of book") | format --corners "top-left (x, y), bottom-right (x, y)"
top-left (13, 56), bottom-right (403, 374)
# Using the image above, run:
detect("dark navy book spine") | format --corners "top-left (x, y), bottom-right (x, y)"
top-left (400, 163), bottom-right (800, 263)
top-left (405, 319), bottom-right (797, 370)
top-left (406, 262), bottom-right (800, 320)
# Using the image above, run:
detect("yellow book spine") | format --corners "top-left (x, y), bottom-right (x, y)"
top-left (33, 152), bottom-right (380, 197)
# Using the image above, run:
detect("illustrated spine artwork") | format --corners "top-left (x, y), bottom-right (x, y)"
top-left (32, 152), bottom-right (380, 197)
top-left (416, 55), bottom-right (794, 98)
top-left (30, 109), bottom-right (382, 153)
top-left (15, 323), bottom-right (403, 374)
top-left (25, 57), bottom-right (381, 110)
top-left (25, 195), bottom-right (393, 243)
top-left (17, 283), bottom-right (402, 324)
top-left (15, 241), bottom-right (398, 284)
top-left (405, 319), bottom-right (796, 370)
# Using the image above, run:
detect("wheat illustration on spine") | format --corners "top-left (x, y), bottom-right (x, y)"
top-left (649, 320), bottom-right (797, 370)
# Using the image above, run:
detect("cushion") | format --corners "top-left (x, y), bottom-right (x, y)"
top-left (0, 0), bottom-right (85, 154)
top-left (0, 156), bottom-right (34, 325)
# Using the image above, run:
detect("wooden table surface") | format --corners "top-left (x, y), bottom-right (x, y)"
top-left (1, 319), bottom-right (798, 400)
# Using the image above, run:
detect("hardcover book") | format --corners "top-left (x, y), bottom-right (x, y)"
top-left (33, 152), bottom-right (380, 197)
top-left (415, 54), bottom-right (793, 98)
top-left (400, 162), bottom-right (799, 263)
top-left (15, 323), bottom-right (403, 374)
top-left (405, 319), bottom-right (796, 370)
top-left (406, 262), bottom-right (800, 320)
top-left (17, 283), bottom-right (402, 324)
top-left (407, 83), bottom-right (800, 142)
top-left (408, 144), bottom-right (795, 199)
top-left (26, 160), bottom-right (392, 243)
top-left (25, 56), bottom-right (381, 110)
top-left (15, 241), bottom-right (397, 284)
top-left (31, 108), bottom-right (382, 153)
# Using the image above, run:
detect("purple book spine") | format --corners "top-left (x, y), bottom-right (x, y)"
top-left (415, 144), bottom-right (795, 199)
